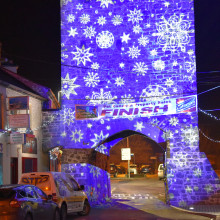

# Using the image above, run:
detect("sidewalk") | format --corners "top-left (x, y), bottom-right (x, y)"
top-left (172, 205), bottom-right (220, 220)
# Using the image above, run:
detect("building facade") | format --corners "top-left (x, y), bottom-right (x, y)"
top-left (0, 66), bottom-right (59, 184)
top-left (43, 0), bottom-right (220, 207)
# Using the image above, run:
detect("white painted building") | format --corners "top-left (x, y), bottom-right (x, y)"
top-left (0, 65), bottom-right (59, 184)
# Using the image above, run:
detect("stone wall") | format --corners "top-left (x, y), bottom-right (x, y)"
top-left (40, 0), bottom-right (220, 208)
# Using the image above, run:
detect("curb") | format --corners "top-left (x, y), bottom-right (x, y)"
top-left (171, 205), bottom-right (220, 220)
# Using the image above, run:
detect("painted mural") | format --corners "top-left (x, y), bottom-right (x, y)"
top-left (42, 0), bottom-right (220, 208)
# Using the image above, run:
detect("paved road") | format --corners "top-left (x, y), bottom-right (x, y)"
top-left (67, 175), bottom-right (212, 220)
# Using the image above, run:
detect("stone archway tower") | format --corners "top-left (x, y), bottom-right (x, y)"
top-left (42, 0), bottom-right (220, 207)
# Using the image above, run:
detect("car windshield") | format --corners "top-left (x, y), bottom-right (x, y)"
top-left (159, 165), bottom-right (164, 170)
top-left (0, 188), bottom-right (15, 199)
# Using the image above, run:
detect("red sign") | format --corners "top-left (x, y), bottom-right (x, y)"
top-left (9, 114), bottom-right (30, 128)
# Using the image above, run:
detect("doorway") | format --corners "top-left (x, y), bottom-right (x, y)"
top-left (11, 157), bottom-right (18, 184)
top-left (22, 157), bottom-right (37, 173)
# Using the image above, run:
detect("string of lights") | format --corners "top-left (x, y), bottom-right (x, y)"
top-left (198, 108), bottom-right (220, 121)
top-left (5, 51), bottom-right (220, 78)
top-left (199, 128), bottom-right (220, 143)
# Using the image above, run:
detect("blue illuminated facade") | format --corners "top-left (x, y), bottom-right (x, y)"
top-left (42, 0), bottom-right (220, 207)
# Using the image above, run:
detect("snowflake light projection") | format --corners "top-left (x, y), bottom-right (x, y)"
top-left (153, 60), bottom-right (165, 71)
top-left (62, 107), bottom-right (75, 125)
top-left (120, 94), bottom-right (135, 103)
top-left (58, 0), bottom-right (209, 208)
top-left (140, 85), bottom-right (169, 102)
top-left (70, 129), bottom-right (83, 143)
top-left (89, 165), bottom-right (102, 178)
top-left (97, 16), bottom-right (107, 25)
top-left (67, 14), bottom-right (75, 23)
top-left (127, 8), bottom-right (143, 24)
top-left (97, 0), bottom-right (114, 8)
top-left (61, 73), bottom-right (80, 99)
top-left (91, 62), bottom-right (100, 70)
top-left (71, 46), bottom-right (93, 66)
top-left (115, 77), bottom-right (125, 86)
top-left (128, 46), bottom-right (141, 58)
top-left (153, 14), bottom-right (191, 52)
top-left (112, 15), bottom-right (123, 26)
top-left (204, 184), bottom-right (213, 194)
top-left (181, 125), bottom-right (199, 145)
top-left (193, 168), bottom-right (202, 177)
top-left (133, 62), bottom-right (148, 76)
top-left (138, 35), bottom-right (149, 47)
top-left (80, 14), bottom-right (90, 24)
top-left (90, 130), bottom-right (109, 154)
top-left (121, 33), bottom-right (131, 43)
top-left (134, 121), bottom-right (145, 132)
top-left (84, 72), bottom-right (100, 87)
top-left (68, 27), bottom-right (78, 38)
top-left (133, 25), bottom-right (142, 34)
top-left (165, 78), bottom-right (174, 88)
top-left (83, 26), bottom-right (96, 39)
top-left (96, 31), bottom-right (114, 48)
top-left (169, 117), bottom-right (179, 126)
top-left (86, 89), bottom-right (117, 105)
top-left (185, 186), bottom-right (193, 193)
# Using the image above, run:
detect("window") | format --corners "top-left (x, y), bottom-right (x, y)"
top-left (25, 186), bottom-right (37, 198)
top-left (66, 174), bottom-right (79, 191)
top-left (17, 190), bottom-right (27, 198)
top-left (34, 187), bottom-right (48, 200)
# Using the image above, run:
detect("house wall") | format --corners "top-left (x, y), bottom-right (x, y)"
top-left (0, 87), bottom-right (49, 184)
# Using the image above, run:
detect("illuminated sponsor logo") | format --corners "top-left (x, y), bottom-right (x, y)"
top-left (176, 96), bottom-right (196, 113)
top-left (75, 105), bottom-right (98, 120)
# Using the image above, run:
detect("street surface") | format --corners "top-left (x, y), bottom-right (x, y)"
top-left (67, 175), bottom-right (212, 220)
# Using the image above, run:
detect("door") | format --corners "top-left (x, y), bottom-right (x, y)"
top-left (22, 157), bottom-right (37, 173)
top-left (11, 158), bottom-right (18, 184)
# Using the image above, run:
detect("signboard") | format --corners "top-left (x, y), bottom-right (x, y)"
top-left (22, 134), bottom-right (37, 154)
top-left (121, 148), bottom-right (131, 161)
top-left (10, 133), bottom-right (25, 144)
top-left (75, 95), bottom-right (197, 120)
top-left (8, 96), bottom-right (29, 110)
top-left (75, 105), bottom-right (99, 120)
top-left (9, 114), bottom-right (30, 128)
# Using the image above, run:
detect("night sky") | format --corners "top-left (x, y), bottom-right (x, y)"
top-left (0, 0), bottom-right (220, 112)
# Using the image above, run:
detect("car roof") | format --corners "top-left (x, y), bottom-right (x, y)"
top-left (0, 184), bottom-right (34, 190)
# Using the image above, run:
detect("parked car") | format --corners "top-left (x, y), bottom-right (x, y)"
top-left (110, 164), bottom-right (118, 177)
top-left (0, 184), bottom-right (59, 220)
top-left (139, 165), bottom-right (152, 174)
top-left (116, 165), bottom-right (126, 174)
top-left (158, 164), bottom-right (165, 180)
top-left (19, 172), bottom-right (90, 220)
top-left (129, 164), bottom-right (137, 174)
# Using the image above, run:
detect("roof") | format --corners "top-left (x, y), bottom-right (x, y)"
top-left (0, 66), bottom-right (50, 99)
top-left (0, 67), bottom-right (60, 108)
